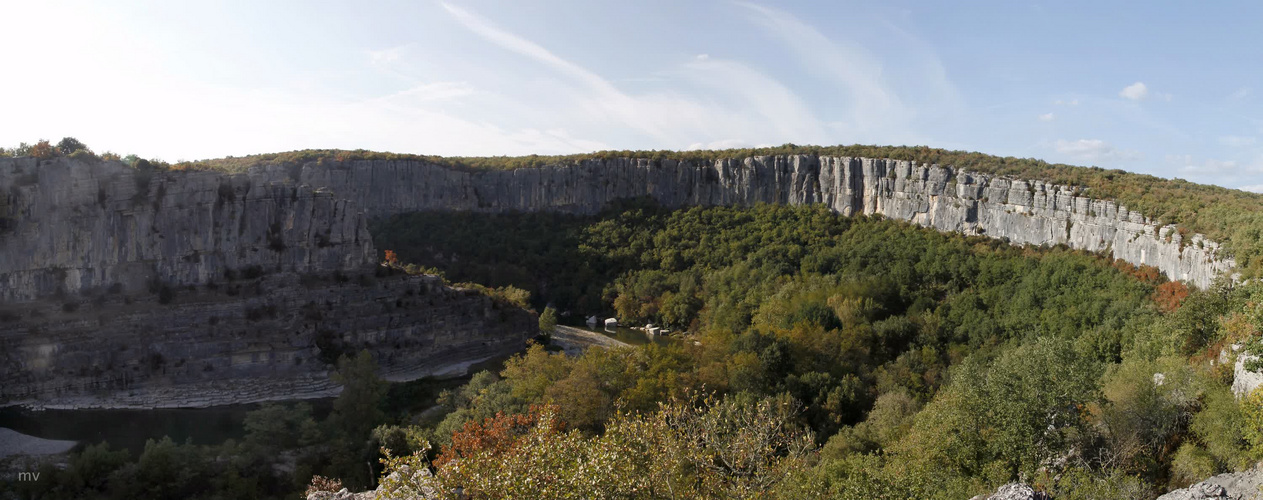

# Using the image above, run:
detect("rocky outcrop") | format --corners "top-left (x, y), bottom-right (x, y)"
top-left (0, 271), bottom-right (535, 409)
top-left (1233, 345), bottom-right (1263, 399)
top-left (0, 157), bottom-right (374, 303)
top-left (969, 483), bottom-right (1050, 500)
top-left (1157, 466), bottom-right (1263, 500)
top-left (287, 155), bottom-right (1233, 288)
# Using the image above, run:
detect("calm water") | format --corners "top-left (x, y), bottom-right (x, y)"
top-left (0, 402), bottom-right (333, 456)
top-left (0, 355), bottom-right (513, 457)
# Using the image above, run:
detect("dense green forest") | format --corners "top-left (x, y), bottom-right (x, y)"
top-left (366, 202), bottom-right (1263, 498)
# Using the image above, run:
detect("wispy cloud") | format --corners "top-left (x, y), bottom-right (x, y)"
top-left (734, 2), bottom-right (924, 142)
top-left (1240, 184), bottom-right (1263, 193)
top-left (1180, 158), bottom-right (1238, 175)
top-left (431, 2), bottom-right (832, 151)
top-left (1038, 112), bottom-right (1055, 122)
top-left (439, 2), bottom-right (667, 140)
top-left (1219, 135), bottom-right (1257, 148)
top-left (1055, 139), bottom-right (1141, 162)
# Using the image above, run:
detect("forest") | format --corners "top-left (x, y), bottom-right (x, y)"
top-left (368, 201), bottom-right (1261, 498)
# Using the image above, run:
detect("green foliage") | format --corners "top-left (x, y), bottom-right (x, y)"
top-left (538, 305), bottom-right (558, 335)
top-left (1243, 387), bottom-right (1263, 461)
top-left (893, 338), bottom-right (1101, 482)
top-left (243, 402), bottom-right (322, 453)
top-left (408, 394), bottom-right (814, 499)
top-left (1093, 356), bottom-right (1201, 475)
top-left (55, 136), bottom-right (89, 155)
top-left (1190, 386), bottom-right (1250, 471)
top-left (330, 350), bottom-right (389, 440)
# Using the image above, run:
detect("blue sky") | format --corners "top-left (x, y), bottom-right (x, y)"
top-left (2, 1), bottom-right (1261, 192)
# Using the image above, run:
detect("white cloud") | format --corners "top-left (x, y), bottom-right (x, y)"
top-left (687, 139), bottom-right (749, 150)
top-left (1240, 184), bottom-right (1263, 193)
top-left (1218, 135), bottom-right (1257, 148)
top-left (1038, 112), bottom-right (1055, 122)
top-left (1054, 139), bottom-right (1141, 162)
top-left (1170, 155), bottom-right (1239, 175)
top-left (696, 54), bottom-right (710, 61)
top-left (1230, 87), bottom-right (1251, 100)
top-left (1120, 82), bottom-right (1149, 100)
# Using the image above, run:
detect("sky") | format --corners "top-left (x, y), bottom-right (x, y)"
top-left (1, 1), bottom-right (1261, 192)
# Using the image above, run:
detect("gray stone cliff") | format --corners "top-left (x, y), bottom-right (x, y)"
top-left (0, 157), bottom-right (532, 408)
top-left (0, 157), bottom-right (374, 303)
top-left (288, 155), bottom-right (1233, 288)
top-left (0, 272), bottom-right (534, 408)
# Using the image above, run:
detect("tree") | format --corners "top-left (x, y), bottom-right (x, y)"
top-left (331, 350), bottom-right (389, 440)
top-left (538, 305), bottom-right (557, 335)
top-left (55, 137), bottom-right (89, 155)
top-left (244, 402), bottom-right (322, 452)
top-left (29, 140), bottom-right (54, 160)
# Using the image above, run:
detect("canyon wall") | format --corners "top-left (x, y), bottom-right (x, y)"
top-left (0, 272), bottom-right (534, 409)
top-left (0, 157), bottom-right (374, 303)
top-left (288, 155), bottom-right (1234, 288)
top-left (0, 157), bottom-right (532, 408)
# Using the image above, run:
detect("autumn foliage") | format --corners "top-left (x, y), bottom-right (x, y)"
top-left (29, 140), bottom-right (55, 160)
top-left (434, 404), bottom-right (563, 469)
top-left (1152, 280), bottom-right (1191, 312)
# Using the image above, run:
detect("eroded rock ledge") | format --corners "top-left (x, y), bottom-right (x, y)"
top-left (0, 272), bottom-right (534, 409)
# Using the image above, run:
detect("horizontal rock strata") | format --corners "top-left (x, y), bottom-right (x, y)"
top-left (0, 272), bottom-right (534, 408)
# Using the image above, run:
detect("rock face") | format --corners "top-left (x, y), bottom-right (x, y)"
top-left (0, 272), bottom-right (534, 408)
top-left (0, 157), bottom-right (540, 409)
top-left (1233, 346), bottom-right (1263, 399)
top-left (0, 157), bottom-right (374, 303)
top-left (291, 155), bottom-right (1233, 288)
top-left (1157, 466), bottom-right (1263, 500)
top-left (969, 483), bottom-right (1051, 500)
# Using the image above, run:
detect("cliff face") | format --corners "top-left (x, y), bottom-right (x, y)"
top-left (0, 272), bottom-right (534, 409)
top-left (290, 155), bottom-right (1234, 288)
top-left (0, 158), bottom-right (533, 408)
top-left (0, 157), bottom-right (375, 303)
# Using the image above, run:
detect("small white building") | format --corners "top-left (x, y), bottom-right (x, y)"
top-left (586, 316), bottom-right (599, 326)
top-left (604, 318), bottom-right (619, 327)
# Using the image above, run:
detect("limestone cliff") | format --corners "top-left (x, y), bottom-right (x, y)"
top-left (286, 155), bottom-right (1233, 288)
top-left (0, 157), bottom-right (374, 303)
top-left (0, 157), bottom-right (533, 408)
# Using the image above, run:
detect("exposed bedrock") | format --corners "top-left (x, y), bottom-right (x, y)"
top-left (0, 272), bottom-right (535, 409)
top-left (284, 155), bottom-right (1233, 288)
top-left (0, 157), bottom-right (375, 303)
